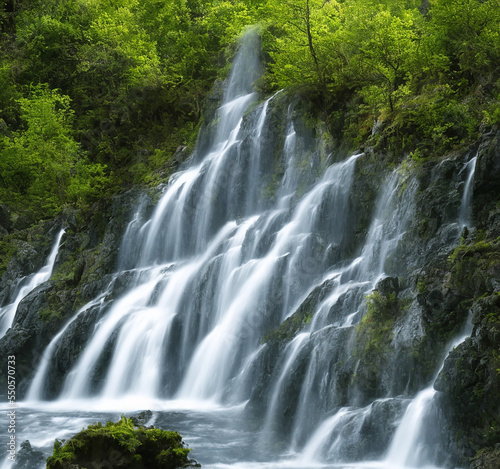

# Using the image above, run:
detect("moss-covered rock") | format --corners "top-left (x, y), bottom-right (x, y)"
top-left (434, 293), bottom-right (500, 465)
top-left (423, 156), bottom-right (500, 467)
top-left (46, 416), bottom-right (200, 469)
top-left (352, 278), bottom-right (406, 399)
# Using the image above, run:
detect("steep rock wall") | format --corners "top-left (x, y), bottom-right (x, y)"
top-left (0, 99), bottom-right (498, 467)
top-left (0, 190), bottom-right (156, 397)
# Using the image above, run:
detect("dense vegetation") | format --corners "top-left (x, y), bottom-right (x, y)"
top-left (0, 0), bottom-right (499, 222)
top-left (46, 416), bottom-right (199, 468)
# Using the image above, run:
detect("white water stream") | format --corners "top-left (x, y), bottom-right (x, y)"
top-left (0, 229), bottom-right (65, 337)
top-left (385, 317), bottom-right (473, 468)
top-left (458, 155), bottom-right (477, 230)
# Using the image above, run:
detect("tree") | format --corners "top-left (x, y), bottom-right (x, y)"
top-left (0, 85), bottom-right (80, 215)
top-left (428, 0), bottom-right (500, 87)
top-left (344, 7), bottom-right (421, 112)
top-left (262, 0), bottom-right (345, 94)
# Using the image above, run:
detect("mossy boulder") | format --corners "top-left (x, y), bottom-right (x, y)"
top-left (46, 416), bottom-right (200, 469)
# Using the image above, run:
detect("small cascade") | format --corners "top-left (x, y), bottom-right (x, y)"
top-left (385, 317), bottom-right (473, 468)
top-left (0, 229), bottom-right (65, 337)
top-left (458, 155), bottom-right (477, 230)
top-left (259, 333), bottom-right (310, 440)
top-left (26, 291), bottom-right (110, 401)
top-left (385, 389), bottom-right (437, 468)
top-left (244, 90), bottom-right (282, 215)
top-left (300, 404), bottom-right (373, 463)
top-left (117, 198), bottom-right (152, 271)
top-left (277, 117), bottom-right (299, 209)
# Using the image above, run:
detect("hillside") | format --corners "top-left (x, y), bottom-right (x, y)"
top-left (0, 1), bottom-right (499, 468)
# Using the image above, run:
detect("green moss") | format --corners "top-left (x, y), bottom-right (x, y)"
top-left (448, 235), bottom-right (500, 298)
top-left (46, 416), bottom-right (198, 469)
top-left (353, 288), bottom-right (412, 394)
top-left (38, 307), bottom-right (60, 322)
top-left (356, 291), bottom-right (399, 358)
top-left (472, 445), bottom-right (500, 469)
top-left (50, 259), bottom-right (77, 283)
top-left (449, 240), bottom-right (494, 263)
top-left (262, 171), bottom-right (282, 201)
top-left (261, 308), bottom-right (312, 345)
top-left (260, 277), bottom-right (335, 346)
top-left (416, 280), bottom-right (427, 294)
top-left (0, 235), bottom-right (16, 278)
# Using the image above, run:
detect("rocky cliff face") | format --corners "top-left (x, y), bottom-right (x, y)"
top-left (245, 127), bottom-right (500, 466)
top-left (0, 105), bottom-right (498, 467)
top-left (433, 133), bottom-right (500, 467)
top-left (0, 189), bottom-right (156, 397)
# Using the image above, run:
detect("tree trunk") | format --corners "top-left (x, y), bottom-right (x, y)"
top-left (306, 0), bottom-right (319, 70)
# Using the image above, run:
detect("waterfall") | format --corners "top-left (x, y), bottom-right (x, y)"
top-left (266, 170), bottom-right (418, 455)
top-left (0, 228), bottom-right (65, 337)
top-left (26, 291), bottom-right (110, 401)
top-left (52, 151), bottom-right (360, 403)
top-left (32, 30), bottom-right (362, 404)
top-left (259, 333), bottom-right (310, 441)
top-left (17, 31), bottom-right (476, 469)
top-left (458, 155), bottom-right (477, 230)
top-left (385, 317), bottom-right (473, 468)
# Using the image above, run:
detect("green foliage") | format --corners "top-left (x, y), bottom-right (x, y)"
top-left (0, 0), bottom-right (261, 224)
top-left (1, 0), bottom-right (499, 226)
top-left (0, 62), bottom-right (21, 125)
top-left (0, 234), bottom-right (15, 277)
top-left (428, 0), bottom-right (500, 85)
top-left (0, 85), bottom-right (80, 216)
top-left (67, 161), bottom-right (110, 204)
top-left (260, 0), bottom-right (500, 154)
top-left (46, 415), bottom-right (195, 469)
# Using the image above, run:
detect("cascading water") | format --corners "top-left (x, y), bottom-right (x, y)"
top-left (255, 170), bottom-right (418, 458)
top-left (3, 31), bottom-right (481, 469)
top-left (377, 154), bottom-right (479, 469)
top-left (27, 31), bottom-right (361, 405)
top-left (26, 291), bottom-right (111, 401)
top-left (0, 229), bottom-right (64, 337)
top-left (458, 155), bottom-right (477, 230)
top-left (385, 317), bottom-right (473, 469)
